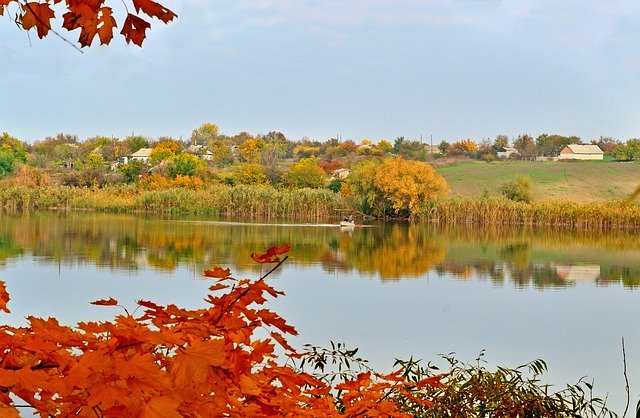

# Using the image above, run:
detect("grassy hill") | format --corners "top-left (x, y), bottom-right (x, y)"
top-left (436, 160), bottom-right (640, 202)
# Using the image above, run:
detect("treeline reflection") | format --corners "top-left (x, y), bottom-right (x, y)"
top-left (1, 212), bottom-right (639, 289)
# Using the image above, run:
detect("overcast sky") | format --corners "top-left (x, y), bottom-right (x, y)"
top-left (2, 0), bottom-right (640, 143)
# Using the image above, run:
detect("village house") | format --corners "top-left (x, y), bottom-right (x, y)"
top-left (558, 144), bottom-right (604, 160)
top-left (185, 144), bottom-right (214, 161)
top-left (119, 148), bottom-right (154, 164)
top-left (330, 168), bottom-right (350, 180)
top-left (424, 144), bottom-right (441, 156)
top-left (496, 147), bottom-right (520, 159)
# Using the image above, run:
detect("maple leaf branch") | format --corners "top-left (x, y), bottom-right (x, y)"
top-left (20, 1), bottom-right (83, 53)
top-left (213, 256), bottom-right (288, 325)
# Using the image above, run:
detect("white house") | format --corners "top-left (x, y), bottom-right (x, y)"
top-left (558, 144), bottom-right (604, 160)
top-left (185, 144), bottom-right (214, 161)
top-left (497, 147), bottom-right (520, 159)
top-left (119, 148), bottom-right (154, 164)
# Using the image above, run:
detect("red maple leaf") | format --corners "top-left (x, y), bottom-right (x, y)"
top-left (21, 2), bottom-right (55, 38)
top-left (132, 0), bottom-right (176, 23)
top-left (120, 13), bottom-right (150, 46)
top-left (204, 266), bottom-right (232, 279)
top-left (251, 244), bottom-right (292, 264)
top-left (90, 297), bottom-right (118, 306)
top-left (0, 281), bottom-right (10, 313)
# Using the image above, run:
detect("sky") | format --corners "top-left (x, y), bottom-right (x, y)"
top-left (2, 0), bottom-right (640, 144)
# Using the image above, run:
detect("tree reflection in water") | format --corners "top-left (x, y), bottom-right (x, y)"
top-left (0, 211), bottom-right (639, 289)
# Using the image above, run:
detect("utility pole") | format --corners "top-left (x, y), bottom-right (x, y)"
top-left (430, 134), bottom-right (433, 158)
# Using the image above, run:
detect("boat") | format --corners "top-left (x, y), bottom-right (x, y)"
top-left (340, 220), bottom-right (356, 228)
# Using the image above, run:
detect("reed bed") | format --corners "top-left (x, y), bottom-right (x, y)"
top-left (3, 184), bottom-right (640, 229)
top-left (0, 185), bottom-right (345, 220)
top-left (423, 198), bottom-right (640, 230)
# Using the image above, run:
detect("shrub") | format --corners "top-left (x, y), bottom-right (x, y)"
top-left (282, 156), bottom-right (327, 189)
top-left (327, 179), bottom-right (342, 193)
top-left (231, 163), bottom-right (269, 185)
top-left (499, 176), bottom-right (532, 203)
top-left (166, 153), bottom-right (205, 178)
top-left (118, 160), bottom-right (146, 183)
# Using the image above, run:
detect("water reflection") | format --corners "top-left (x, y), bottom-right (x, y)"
top-left (0, 212), bottom-right (639, 289)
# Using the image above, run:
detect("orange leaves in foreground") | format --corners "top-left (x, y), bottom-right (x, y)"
top-left (0, 244), bottom-right (441, 416)
top-left (2, 0), bottom-right (176, 47)
top-left (0, 281), bottom-right (9, 313)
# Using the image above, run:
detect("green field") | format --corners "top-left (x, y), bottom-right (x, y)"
top-left (436, 160), bottom-right (640, 202)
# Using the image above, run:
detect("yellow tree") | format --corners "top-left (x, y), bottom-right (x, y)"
top-left (372, 139), bottom-right (393, 155)
top-left (282, 156), bottom-right (327, 189)
top-left (191, 123), bottom-right (219, 146)
top-left (448, 139), bottom-right (478, 157)
top-left (348, 157), bottom-right (449, 218)
top-left (149, 139), bottom-right (181, 165)
top-left (238, 138), bottom-right (265, 163)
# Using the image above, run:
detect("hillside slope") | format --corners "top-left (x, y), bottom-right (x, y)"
top-left (436, 160), bottom-right (640, 202)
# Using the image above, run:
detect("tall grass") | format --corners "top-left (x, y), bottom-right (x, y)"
top-left (0, 184), bottom-right (345, 220)
top-left (422, 197), bottom-right (640, 230)
top-left (3, 184), bottom-right (640, 228)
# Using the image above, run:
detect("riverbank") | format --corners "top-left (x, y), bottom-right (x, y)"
top-left (2, 184), bottom-right (640, 229)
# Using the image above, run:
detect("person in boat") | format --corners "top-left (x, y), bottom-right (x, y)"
top-left (343, 215), bottom-right (354, 223)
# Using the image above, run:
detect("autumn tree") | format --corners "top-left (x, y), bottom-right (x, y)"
top-left (0, 132), bottom-right (27, 176)
top-left (122, 135), bottom-right (150, 154)
top-left (347, 157), bottom-right (449, 218)
top-left (166, 153), bottom-right (205, 178)
top-left (191, 123), bottom-right (219, 146)
top-left (535, 133), bottom-right (581, 157)
top-left (282, 156), bottom-right (327, 189)
top-left (437, 140), bottom-right (451, 156)
top-left (231, 162), bottom-right (269, 185)
top-left (149, 139), bottom-right (181, 165)
top-left (31, 133), bottom-right (79, 169)
top-left (238, 137), bottom-right (266, 163)
top-left (612, 138), bottom-right (640, 161)
top-left (373, 139), bottom-right (393, 156)
top-left (118, 159), bottom-right (146, 183)
top-left (447, 139), bottom-right (478, 157)
top-left (513, 134), bottom-right (536, 158)
top-left (493, 135), bottom-right (510, 149)
top-left (594, 136), bottom-right (619, 156)
top-left (2, 0), bottom-right (177, 47)
top-left (393, 137), bottom-right (427, 161)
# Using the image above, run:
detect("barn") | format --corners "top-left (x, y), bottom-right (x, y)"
top-left (558, 144), bottom-right (604, 160)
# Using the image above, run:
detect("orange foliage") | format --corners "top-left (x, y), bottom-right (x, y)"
top-left (3, 0), bottom-right (176, 47)
top-left (319, 160), bottom-right (343, 175)
top-left (0, 245), bottom-right (441, 416)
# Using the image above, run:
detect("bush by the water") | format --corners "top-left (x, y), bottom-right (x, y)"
top-left (499, 176), bottom-right (532, 203)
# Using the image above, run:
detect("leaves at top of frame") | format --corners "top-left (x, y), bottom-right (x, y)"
top-left (21, 2), bottom-right (55, 38)
top-left (9, 0), bottom-right (177, 47)
top-left (132, 0), bottom-right (176, 23)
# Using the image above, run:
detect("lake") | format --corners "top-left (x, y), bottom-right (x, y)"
top-left (1, 211), bottom-right (638, 414)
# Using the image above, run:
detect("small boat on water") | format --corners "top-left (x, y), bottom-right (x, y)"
top-left (339, 221), bottom-right (356, 228)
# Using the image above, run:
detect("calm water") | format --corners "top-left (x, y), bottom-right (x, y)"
top-left (1, 211), bottom-right (639, 413)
